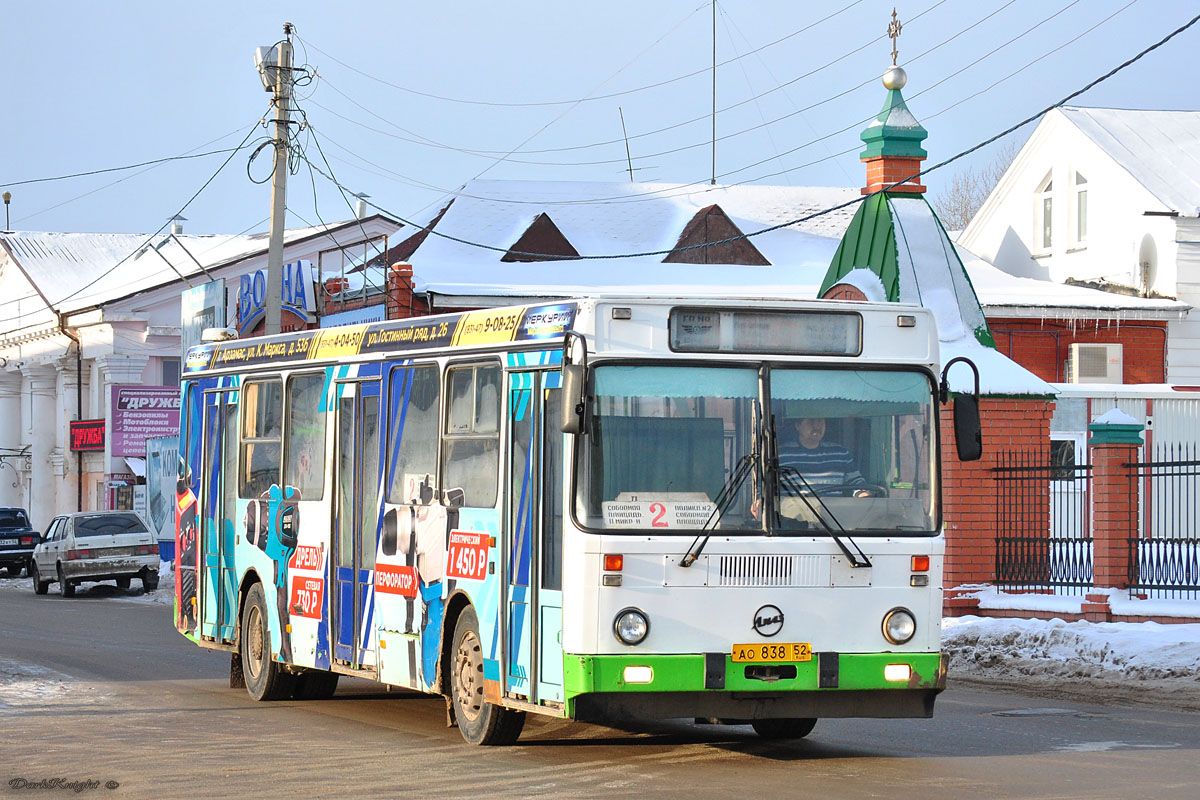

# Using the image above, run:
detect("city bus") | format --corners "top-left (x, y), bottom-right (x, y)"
top-left (175, 295), bottom-right (981, 745)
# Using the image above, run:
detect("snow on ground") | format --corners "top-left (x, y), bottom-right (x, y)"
top-left (7, 560), bottom-right (175, 605)
top-left (943, 615), bottom-right (1200, 682)
top-left (0, 658), bottom-right (110, 711)
top-left (951, 583), bottom-right (1200, 619)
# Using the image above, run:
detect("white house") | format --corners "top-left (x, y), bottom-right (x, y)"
top-left (0, 216), bottom-right (399, 530)
top-left (959, 106), bottom-right (1200, 384)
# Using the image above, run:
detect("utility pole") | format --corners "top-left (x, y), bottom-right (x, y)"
top-left (710, 0), bottom-right (716, 185)
top-left (264, 24), bottom-right (294, 336)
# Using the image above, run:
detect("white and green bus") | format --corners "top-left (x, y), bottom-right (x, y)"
top-left (175, 295), bottom-right (980, 745)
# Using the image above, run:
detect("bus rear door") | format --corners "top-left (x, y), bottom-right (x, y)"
top-left (200, 388), bottom-right (238, 643)
top-left (506, 370), bottom-right (565, 705)
top-left (333, 378), bottom-right (382, 669)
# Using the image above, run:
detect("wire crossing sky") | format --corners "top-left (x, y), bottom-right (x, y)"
top-left (1, 0), bottom-right (1197, 237)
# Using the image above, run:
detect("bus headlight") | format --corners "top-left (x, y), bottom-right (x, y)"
top-left (882, 607), bottom-right (916, 645)
top-left (613, 608), bottom-right (650, 645)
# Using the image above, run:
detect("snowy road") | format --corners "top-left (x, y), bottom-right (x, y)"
top-left (1, 578), bottom-right (1199, 798)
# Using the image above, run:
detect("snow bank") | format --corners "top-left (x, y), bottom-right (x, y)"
top-left (943, 615), bottom-right (1200, 682)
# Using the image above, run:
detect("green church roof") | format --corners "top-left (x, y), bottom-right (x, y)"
top-left (860, 87), bottom-right (928, 160)
top-left (822, 193), bottom-right (995, 349)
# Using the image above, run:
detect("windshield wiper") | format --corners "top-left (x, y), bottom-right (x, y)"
top-left (778, 467), bottom-right (871, 568)
top-left (680, 453), bottom-right (757, 568)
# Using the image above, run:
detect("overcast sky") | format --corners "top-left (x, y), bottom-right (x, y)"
top-left (2, 0), bottom-right (1196, 248)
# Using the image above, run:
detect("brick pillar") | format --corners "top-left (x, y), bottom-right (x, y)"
top-left (1087, 411), bottom-right (1144, 592)
top-left (386, 262), bottom-right (429, 320)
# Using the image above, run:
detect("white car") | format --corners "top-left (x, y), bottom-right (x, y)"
top-left (31, 511), bottom-right (160, 597)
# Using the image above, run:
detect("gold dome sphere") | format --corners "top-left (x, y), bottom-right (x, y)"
top-left (882, 65), bottom-right (907, 91)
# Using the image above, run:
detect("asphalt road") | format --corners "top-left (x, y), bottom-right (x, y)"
top-left (1, 578), bottom-right (1197, 799)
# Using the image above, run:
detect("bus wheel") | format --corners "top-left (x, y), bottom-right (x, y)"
top-left (451, 606), bottom-right (525, 745)
top-left (241, 583), bottom-right (292, 701)
top-left (293, 669), bottom-right (339, 700)
top-left (751, 718), bottom-right (817, 740)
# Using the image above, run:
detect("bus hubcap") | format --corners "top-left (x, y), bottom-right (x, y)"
top-left (454, 630), bottom-right (483, 722)
top-left (246, 606), bottom-right (264, 679)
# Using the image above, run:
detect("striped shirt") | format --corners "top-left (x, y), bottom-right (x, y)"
top-left (778, 441), bottom-right (865, 487)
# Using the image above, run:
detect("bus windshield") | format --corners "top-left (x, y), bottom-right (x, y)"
top-left (769, 367), bottom-right (936, 535)
top-left (574, 364), bottom-right (937, 535)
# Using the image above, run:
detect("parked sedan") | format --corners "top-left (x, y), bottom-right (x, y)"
top-left (0, 507), bottom-right (39, 577)
top-left (31, 511), bottom-right (160, 596)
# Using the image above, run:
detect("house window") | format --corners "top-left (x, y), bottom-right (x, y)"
top-left (1074, 173), bottom-right (1088, 244)
top-left (1037, 174), bottom-right (1053, 250)
top-left (161, 358), bottom-right (181, 387)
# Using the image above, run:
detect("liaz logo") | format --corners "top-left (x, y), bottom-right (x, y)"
top-left (752, 604), bottom-right (784, 637)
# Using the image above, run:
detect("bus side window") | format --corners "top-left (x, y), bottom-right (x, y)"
top-left (387, 364), bottom-right (441, 504)
top-left (442, 363), bottom-right (500, 508)
top-left (240, 379), bottom-right (283, 498)
top-left (284, 373), bottom-right (327, 499)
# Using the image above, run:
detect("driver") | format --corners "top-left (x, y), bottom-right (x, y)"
top-left (779, 417), bottom-right (868, 492)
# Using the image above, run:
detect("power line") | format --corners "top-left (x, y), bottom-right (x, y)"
top-left (293, 1), bottom-right (865, 109)
top-left (307, 0), bottom-right (952, 164)
top-left (48, 119), bottom-right (269, 311)
top-left (0, 141), bottom-right (256, 190)
top-left (416, 0), bottom-right (1135, 209)
top-left (299, 9), bottom-right (1200, 261)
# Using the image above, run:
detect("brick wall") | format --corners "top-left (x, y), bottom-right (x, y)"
top-left (862, 156), bottom-right (925, 194)
top-left (988, 318), bottom-right (1167, 384)
top-left (940, 397), bottom-right (1054, 587)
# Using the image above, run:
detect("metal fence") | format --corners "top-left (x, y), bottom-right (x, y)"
top-left (993, 449), bottom-right (1093, 594)
top-left (1126, 443), bottom-right (1200, 599)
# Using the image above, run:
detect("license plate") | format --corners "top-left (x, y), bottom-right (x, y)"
top-left (0, 538), bottom-right (16, 546)
top-left (732, 642), bottom-right (812, 663)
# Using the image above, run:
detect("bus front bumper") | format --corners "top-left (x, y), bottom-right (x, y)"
top-left (564, 652), bottom-right (946, 723)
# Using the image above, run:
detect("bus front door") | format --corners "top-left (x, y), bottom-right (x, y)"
top-left (200, 389), bottom-right (238, 643)
top-left (505, 370), bottom-right (565, 705)
top-left (333, 379), bottom-right (382, 670)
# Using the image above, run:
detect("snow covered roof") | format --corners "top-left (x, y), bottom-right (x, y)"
top-left (956, 243), bottom-right (1190, 321)
top-left (0, 218), bottom-right (391, 315)
top-left (887, 196), bottom-right (1055, 396)
top-left (1057, 106), bottom-right (1200, 216)
top-left (404, 180), bottom-right (861, 300)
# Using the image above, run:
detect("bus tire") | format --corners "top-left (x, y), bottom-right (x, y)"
top-left (451, 606), bottom-right (525, 746)
top-left (751, 717), bottom-right (817, 740)
top-left (240, 582), bottom-right (292, 701)
top-left (293, 669), bottom-right (339, 700)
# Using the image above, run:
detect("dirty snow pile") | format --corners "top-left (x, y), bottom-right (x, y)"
top-left (942, 615), bottom-right (1200, 683)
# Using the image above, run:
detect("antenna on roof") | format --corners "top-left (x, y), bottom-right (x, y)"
top-left (617, 108), bottom-right (655, 183)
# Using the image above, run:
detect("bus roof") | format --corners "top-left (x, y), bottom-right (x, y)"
top-left (185, 301), bottom-right (577, 375)
top-left (184, 296), bottom-right (935, 375)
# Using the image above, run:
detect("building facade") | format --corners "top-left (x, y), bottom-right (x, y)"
top-left (0, 216), bottom-right (399, 531)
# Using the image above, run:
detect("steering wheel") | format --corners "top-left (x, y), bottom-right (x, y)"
top-left (813, 483), bottom-right (887, 498)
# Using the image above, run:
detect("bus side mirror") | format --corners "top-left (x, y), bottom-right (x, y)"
top-left (940, 356), bottom-right (982, 462)
top-left (953, 394), bottom-right (982, 462)
top-left (560, 363), bottom-right (586, 434)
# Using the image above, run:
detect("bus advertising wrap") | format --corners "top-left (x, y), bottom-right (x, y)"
top-left (185, 302), bottom-right (577, 373)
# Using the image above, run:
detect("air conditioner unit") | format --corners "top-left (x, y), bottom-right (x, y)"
top-left (1067, 343), bottom-right (1123, 383)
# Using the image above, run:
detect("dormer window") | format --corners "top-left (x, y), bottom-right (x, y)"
top-left (1074, 172), bottom-right (1088, 244)
top-left (1036, 174), bottom-right (1053, 251)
